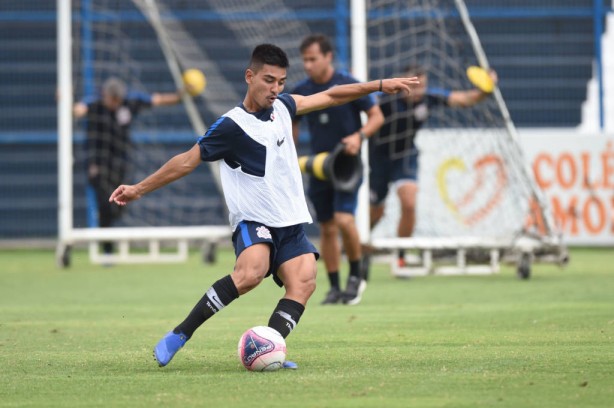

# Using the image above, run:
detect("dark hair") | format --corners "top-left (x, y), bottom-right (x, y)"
top-left (299, 34), bottom-right (333, 55)
top-left (403, 64), bottom-right (426, 77)
top-left (249, 44), bottom-right (289, 72)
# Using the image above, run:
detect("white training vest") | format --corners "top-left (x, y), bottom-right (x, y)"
top-left (220, 99), bottom-right (312, 231)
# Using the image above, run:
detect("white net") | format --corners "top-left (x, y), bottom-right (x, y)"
top-left (64, 0), bottom-right (557, 260)
top-left (366, 0), bottom-right (554, 243)
top-left (69, 0), bottom-right (317, 234)
top-left (71, 0), bottom-right (228, 230)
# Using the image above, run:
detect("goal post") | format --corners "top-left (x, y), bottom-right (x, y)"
top-left (351, 0), bottom-right (567, 278)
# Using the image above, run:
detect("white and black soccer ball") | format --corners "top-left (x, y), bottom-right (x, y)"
top-left (237, 326), bottom-right (286, 372)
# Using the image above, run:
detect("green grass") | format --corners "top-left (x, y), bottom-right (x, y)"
top-left (1, 247), bottom-right (613, 407)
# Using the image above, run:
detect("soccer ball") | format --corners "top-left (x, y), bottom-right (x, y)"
top-left (237, 326), bottom-right (286, 372)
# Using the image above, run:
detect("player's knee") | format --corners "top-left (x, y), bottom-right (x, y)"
top-left (303, 269), bottom-right (317, 296)
top-left (400, 202), bottom-right (416, 214)
top-left (284, 262), bottom-right (317, 302)
top-left (320, 220), bottom-right (337, 238)
top-left (334, 212), bottom-right (355, 231)
top-left (233, 262), bottom-right (267, 292)
top-left (295, 272), bottom-right (316, 301)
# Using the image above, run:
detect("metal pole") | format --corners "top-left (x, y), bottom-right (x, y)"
top-left (594, 0), bottom-right (604, 131)
top-left (351, 0), bottom-right (370, 244)
top-left (57, 0), bottom-right (74, 256)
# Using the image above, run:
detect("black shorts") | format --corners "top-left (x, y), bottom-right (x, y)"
top-left (307, 176), bottom-right (361, 223)
top-left (232, 221), bottom-right (319, 287)
top-left (369, 149), bottom-right (419, 206)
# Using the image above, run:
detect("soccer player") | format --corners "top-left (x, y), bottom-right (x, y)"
top-left (292, 34), bottom-right (384, 306)
top-left (109, 44), bottom-right (419, 368)
top-left (73, 77), bottom-right (183, 255)
top-left (368, 64), bottom-right (497, 268)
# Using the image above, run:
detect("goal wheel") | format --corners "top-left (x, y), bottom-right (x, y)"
top-left (517, 252), bottom-right (531, 280)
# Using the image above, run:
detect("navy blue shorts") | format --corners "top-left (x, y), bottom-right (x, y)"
top-left (232, 221), bottom-right (319, 287)
top-left (369, 149), bottom-right (419, 205)
top-left (307, 176), bottom-right (361, 223)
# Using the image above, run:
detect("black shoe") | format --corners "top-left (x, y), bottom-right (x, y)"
top-left (321, 288), bottom-right (342, 305)
top-left (342, 276), bottom-right (367, 306)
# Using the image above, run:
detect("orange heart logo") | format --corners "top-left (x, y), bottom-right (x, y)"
top-left (436, 154), bottom-right (507, 226)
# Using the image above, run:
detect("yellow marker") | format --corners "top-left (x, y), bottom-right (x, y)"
top-left (182, 68), bottom-right (207, 96)
top-left (466, 66), bottom-right (494, 94)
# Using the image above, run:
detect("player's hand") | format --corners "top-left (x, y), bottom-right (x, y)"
top-left (341, 133), bottom-right (362, 155)
top-left (488, 69), bottom-right (498, 86)
top-left (88, 164), bottom-right (99, 179)
top-left (381, 77), bottom-right (421, 95)
top-left (109, 184), bottom-right (141, 206)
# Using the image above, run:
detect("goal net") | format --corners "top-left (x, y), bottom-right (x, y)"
top-left (359, 0), bottom-right (564, 274)
top-left (59, 0), bottom-right (239, 264)
top-left (58, 0), bottom-right (564, 271)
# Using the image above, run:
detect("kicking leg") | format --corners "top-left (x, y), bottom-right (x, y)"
top-left (154, 243), bottom-right (270, 367)
top-left (269, 253), bottom-right (317, 369)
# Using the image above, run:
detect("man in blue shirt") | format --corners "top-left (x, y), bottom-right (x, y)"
top-left (292, 34), bottom-right (384, 305)
top-left (369, 65), bottom-right (497, 268)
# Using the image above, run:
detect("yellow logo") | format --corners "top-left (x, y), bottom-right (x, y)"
top-left (436, 154), bottom-right (507, 226)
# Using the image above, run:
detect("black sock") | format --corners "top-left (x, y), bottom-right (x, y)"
top-left (361, 253), bottom-right (371, 281)
top-left (349, 260), bottom-right (361, 278)
top-left (268, 298), bottom-right (305, 338)
top-left (174, 275), bottom-right (239, 338)
top-left (327, 271), bottom-right (340, 290)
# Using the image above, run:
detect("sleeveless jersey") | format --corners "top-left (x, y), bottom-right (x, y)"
top-left (197, 94), bottom-right (312, 231)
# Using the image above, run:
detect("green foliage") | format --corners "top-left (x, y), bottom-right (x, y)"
top-left (0, 248), bottom-right (613, 407)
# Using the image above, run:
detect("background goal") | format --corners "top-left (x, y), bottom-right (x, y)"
top-left (355, 0), bottom-right (565, 276)
top-left (57, 0), bottom-right (565, 273)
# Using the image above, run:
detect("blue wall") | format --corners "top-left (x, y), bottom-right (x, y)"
top-left (0, 1), bottom-right (608, 239)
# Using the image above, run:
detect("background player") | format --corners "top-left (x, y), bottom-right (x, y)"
top-left (292, 34), bottom-right (384, 305)
top-left (368, 64), bottom-right (497, 269)
top-left (73, 77), bottom-right (183, 255)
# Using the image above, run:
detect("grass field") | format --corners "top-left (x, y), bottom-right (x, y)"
top-left (1, 247), bottom-right (613, 407)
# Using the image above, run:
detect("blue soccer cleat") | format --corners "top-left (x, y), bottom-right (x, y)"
top-left (282, 360), bottom-right (298, 370)
top-left (153, 330), bottom-right (189, 367)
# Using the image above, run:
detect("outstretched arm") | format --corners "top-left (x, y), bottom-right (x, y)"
top-left (73, 101), bottom-right (88, 118)
top-left (448, 70), bottom-right (498, 108)
top-left (447, 88), bottom-right (489, 108)
top-left (341, 104), bottom-right (384, 155)
top-left (109, 144), bottom-right (201, 206)
top-left (292, 77), bottom-right (419, 116)
top-left (151, 91), bottom-right (183, 106)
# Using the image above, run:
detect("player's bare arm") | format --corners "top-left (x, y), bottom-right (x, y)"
top-left (292, 77), bottom-right (420, 115)
top-left (152, 91), bottom-right (183, 106)
top-left (73, 101), bottom-right (88, 118)
top-left (109, 144), bottom-right (201, 205)
top-left (341, 104), bottom-right (384, 155)
top-left (448, 69), bottom-right (498, 108)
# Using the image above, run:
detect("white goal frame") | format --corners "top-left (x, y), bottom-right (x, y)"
top-left (350, 0), bottom-right (567, 278)
top-left (56, 0), bottom-right (231, 266)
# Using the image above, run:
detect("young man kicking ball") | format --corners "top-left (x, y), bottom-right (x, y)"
top-left (109, 44), bottom-right (419, 368)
